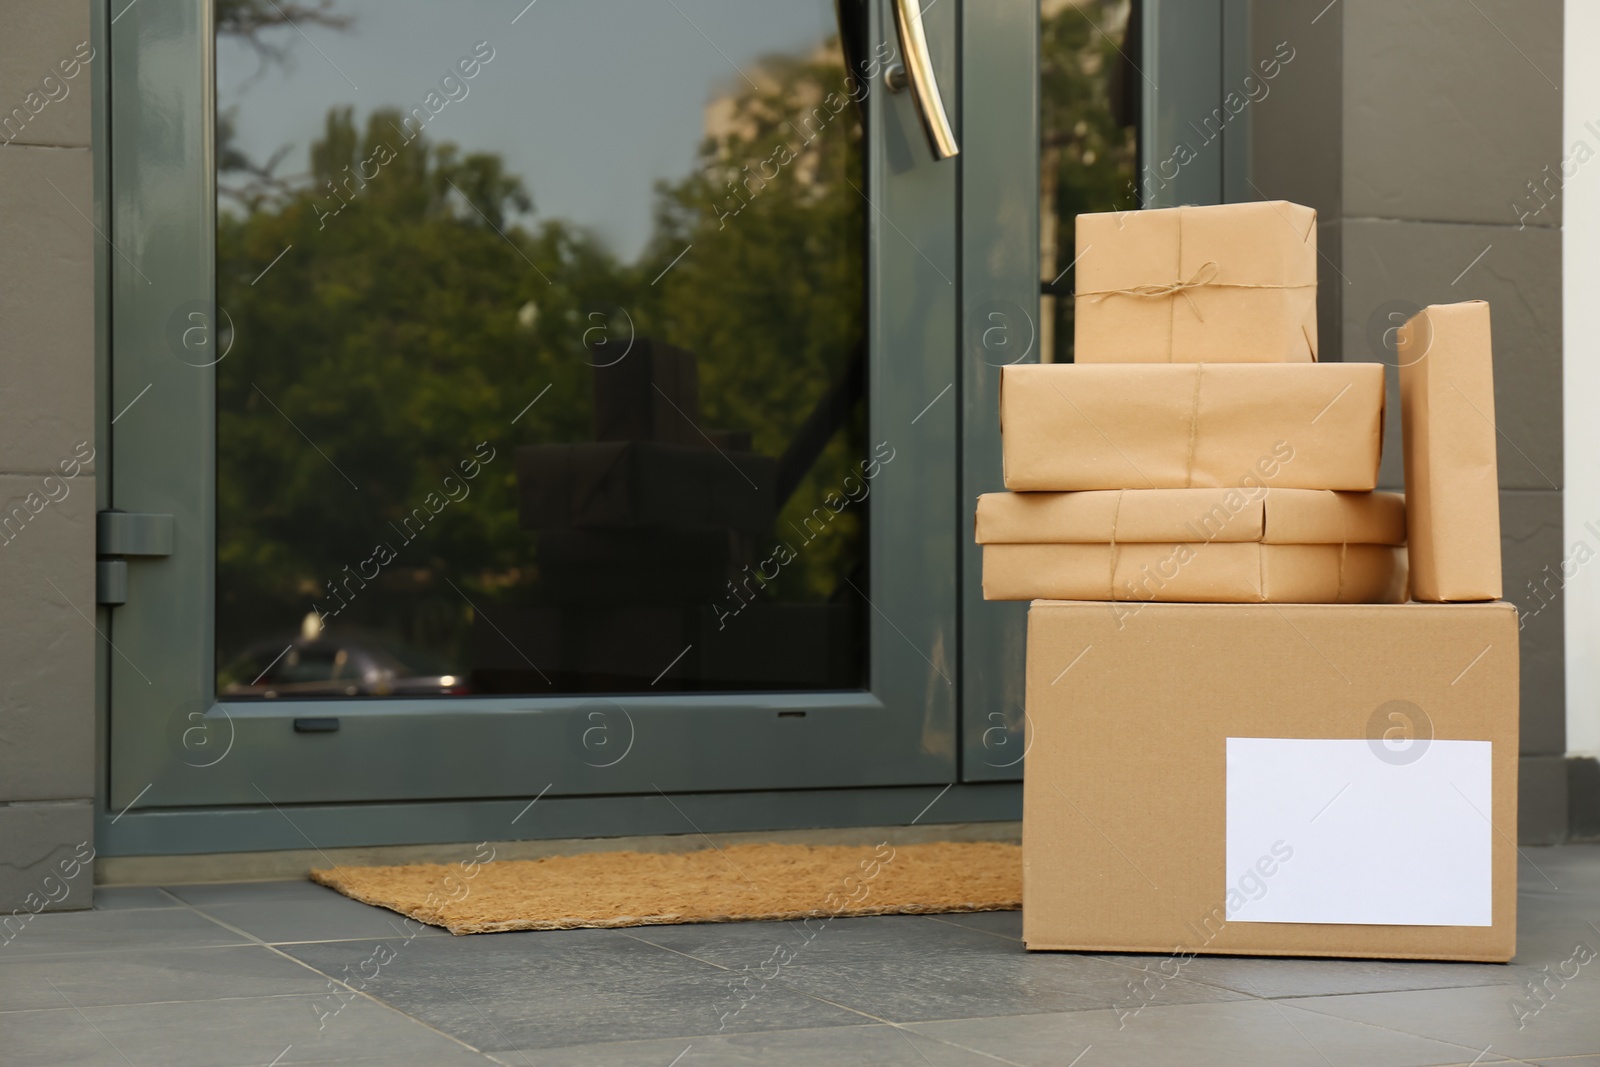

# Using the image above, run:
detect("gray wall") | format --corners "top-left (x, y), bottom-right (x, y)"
top-left (0, 0), bottom-right (97, 911)
top-left (1251, 0), bottom-right (1567, 841)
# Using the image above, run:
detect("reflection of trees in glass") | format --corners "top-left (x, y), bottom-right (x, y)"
top-left (1040, 0), bottom-right (1137, 362)
top-left (217, 105), bottom-right (606, 659)
top-left (217, 0), bottom-right (350, 65)
top-left (215, 29), bottom-right (866, 665)
top-left (637, 43), bottom-right (866, 601)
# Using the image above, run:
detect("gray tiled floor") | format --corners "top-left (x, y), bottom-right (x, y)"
top-left (1, 846), bottom-right (1596, 1066)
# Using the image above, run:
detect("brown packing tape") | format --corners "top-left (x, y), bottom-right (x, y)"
top-left (999, 363), bottom-right (1386, 491)
top-left (974, 488), bottom-right (1405, 546)
top-left (980, 541), bottom-right (1407, 603)
top-left (1073, 201), bottom-right (1319, 363)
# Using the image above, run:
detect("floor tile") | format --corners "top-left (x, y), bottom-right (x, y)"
top-left (91, 887), bottom-right (182, 911)
top-left (1290, 982), bottom-right (1600, 1061)
top-left (927, 911), bottom-right (1023, 941)
top-left (189, 897), bottom-right (447, 945)
top-left (1092, 951), bottom-right (1520, 1000)
top-left (0, 995), bottom-right (494, 1067)
top-left (1520, 852), bottom-right (1581, 890)
top-left (0, 945), bottom-right (330, 1011)
top-left (0, 907), bottom-right (252, 958)
top-left (909, 998), bottom-right (1514, 1067)
top-left (276, 1052), bottom-right (494, 1067)
top-left (278, 1054), bottom-right (497, 1067)
top-left (627, 913), bottom-right (1250, 1024)
top-left (510, 1024), bottom-right (988, 1066)
top-left (0, 1008), bottom-right (129, 1067)
top-left (164, 880), bottom-right (351, 908)
top-left (279, 925), bottom-right (870, 1051)
top-left (1, 843), bottom-right (1594, 1062)
top-left (1513, 887), bottom-right (1600, 975)
top-left (1525, 846), bottom-right (1600, 881)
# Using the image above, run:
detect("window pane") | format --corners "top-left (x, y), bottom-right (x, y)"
top-left (1039, 0), bottom-right (1139, 363)
top-left (214, 0), bottom-right (871, 696)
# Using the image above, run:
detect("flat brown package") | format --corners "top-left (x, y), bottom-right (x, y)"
top-left (1074, 201), bottom-right (1317, 363)
top-left (983, 543), bottom-right (1406, 603)
top-left (976, 488), bottom-right (1406, 544)
top-left (1024, 601), bottom-right (1519, 962)
top-left (1399, 301), bottom-right (1502, 601)
top-left (1000, 363), bottom-right (1385, 491)
top-left (978, 488), bottom-right (1407, 603)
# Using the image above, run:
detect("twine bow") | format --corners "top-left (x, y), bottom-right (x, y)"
top-left (1085, 261), bottom-right (1220, 322)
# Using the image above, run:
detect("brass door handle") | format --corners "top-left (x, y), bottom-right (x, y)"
top-left (889, 0), bottom-right (959, 160)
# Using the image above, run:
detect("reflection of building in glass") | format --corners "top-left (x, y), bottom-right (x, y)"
top-left (701, 39), bottom-right (856, 203)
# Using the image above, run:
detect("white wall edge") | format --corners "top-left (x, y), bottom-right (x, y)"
top-left (1565, 0), bottom-right (1600, 758)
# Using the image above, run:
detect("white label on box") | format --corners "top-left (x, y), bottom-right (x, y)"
top-left (1224, 737), bottom-right (1493, 926)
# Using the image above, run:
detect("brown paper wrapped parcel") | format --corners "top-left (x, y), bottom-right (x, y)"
top-left (1074, 201), bottom-right (1318, 363)
top-left (977, 488), bottom-right (1407, 603)
top-left (1000, 363), bottom-right (1385, 491)
top-left (1398, 300), bottom-right (1502, 601)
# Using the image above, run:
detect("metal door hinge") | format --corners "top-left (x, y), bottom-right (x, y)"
top-left (96, 510), bottom-right (174, 605)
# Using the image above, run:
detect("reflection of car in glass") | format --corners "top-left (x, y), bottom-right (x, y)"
top-left (219, 635), bottom-right (469, 698)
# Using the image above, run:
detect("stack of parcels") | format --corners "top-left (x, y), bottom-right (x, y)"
top-left (988, 201), bottom-right (1518, 962)
top-left (982, 201), bottom-right (1402, 605)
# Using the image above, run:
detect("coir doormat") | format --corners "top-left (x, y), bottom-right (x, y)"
top-left (310, 841), bottom-right (1021, 935)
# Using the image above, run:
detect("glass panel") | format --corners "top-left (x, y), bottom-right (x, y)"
top-left (214, 0), bottom-right (872, 697)
top-left (1039, 0), bottom-right (1139, 363)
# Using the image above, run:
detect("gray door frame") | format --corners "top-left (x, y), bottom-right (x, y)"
top-left (1141, 0), bottom-right (1254, 207)
top-left (101, 0), bottom-right (962, 851)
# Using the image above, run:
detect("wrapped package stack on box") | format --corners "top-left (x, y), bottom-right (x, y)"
top-left (987, 359), bottom-right (1393, 599)
top-left (977, 488), bottom-right (1407, 604)
top-left (981, 199), bottom-right (1517, 961)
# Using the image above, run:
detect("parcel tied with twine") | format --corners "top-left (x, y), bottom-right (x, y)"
top-left (1074, 201), bottom-right (1319, 363)
top-left (975, 488), bottom-right (1408, 603)
top-left (998, 362), bottom-right (1385, 492)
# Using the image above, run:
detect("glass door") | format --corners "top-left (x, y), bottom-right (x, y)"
top-left (101, 0), bottom-right (1235, 849)
top-left (105, 0), bottom-right (960, 830)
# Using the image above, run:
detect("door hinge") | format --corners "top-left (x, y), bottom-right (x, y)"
top-left (96, 510), bottom-right (174, 605)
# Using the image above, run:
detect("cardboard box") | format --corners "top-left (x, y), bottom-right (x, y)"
top-left (1000, 363), bottom-right (1385, 491)
top-left (1023, 600), bottom-right (1518, 962)
top-left (976, 488), bottom-right (1406, 545)
top-left (1399, 301), bottom-right (1502, 601)
top-left (1074, 202), bottom-right (1318, 363)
